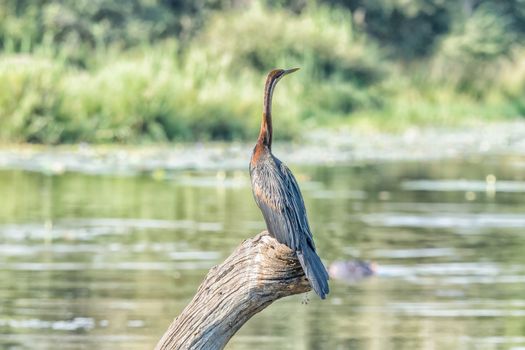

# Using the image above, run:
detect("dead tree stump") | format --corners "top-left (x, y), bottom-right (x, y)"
top-left (155, 231), bottom-right (311, 350)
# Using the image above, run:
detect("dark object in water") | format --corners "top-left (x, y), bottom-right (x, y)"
top-left (249, 68), bottom-right (330, 299)
top-left (328, 260), bottom-right (377, 284)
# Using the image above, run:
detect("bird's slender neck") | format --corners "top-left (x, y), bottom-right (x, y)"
top-left (257, 73), bottom-right (280, 149)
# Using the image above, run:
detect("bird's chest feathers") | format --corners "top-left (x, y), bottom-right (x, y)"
top-left (250, 143), bottom-right (267, 168)
top-left (250, 161), bottom-right (284, 212)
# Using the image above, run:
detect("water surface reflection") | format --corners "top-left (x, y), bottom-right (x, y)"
top-left (1, 155), bottom-right (525, 349)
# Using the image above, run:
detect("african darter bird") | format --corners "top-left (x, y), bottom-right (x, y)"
top-left (249, 68), bottom-right (330, 299)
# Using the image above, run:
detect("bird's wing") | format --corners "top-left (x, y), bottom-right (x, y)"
top-left (251, 160), bottom-right (315, 251)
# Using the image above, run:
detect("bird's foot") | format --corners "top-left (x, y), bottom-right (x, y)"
top-left (301, 293), bottom-right (310, 305)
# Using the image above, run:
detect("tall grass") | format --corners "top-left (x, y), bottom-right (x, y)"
top-left (0, 1), bottom-right (524, 144)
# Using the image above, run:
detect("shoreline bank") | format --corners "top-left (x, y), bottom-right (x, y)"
top-left (1, 122), bottom-right (525, 176)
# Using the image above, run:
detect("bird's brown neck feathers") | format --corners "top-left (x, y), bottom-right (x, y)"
top-left (257, 71), bottom-right (282, 150)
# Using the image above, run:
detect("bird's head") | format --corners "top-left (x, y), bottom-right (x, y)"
top-left (267, 68), bottom-right (300, 84)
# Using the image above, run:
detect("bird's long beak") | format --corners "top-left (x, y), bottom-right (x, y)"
top-left (283, 68), bottom-right (300, 75)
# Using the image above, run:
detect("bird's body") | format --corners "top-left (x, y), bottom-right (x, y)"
top-left (249, 69), bottom-right (329, 299)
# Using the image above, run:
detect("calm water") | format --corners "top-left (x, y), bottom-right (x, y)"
top-left (1, 154), bottom-right (525, 350)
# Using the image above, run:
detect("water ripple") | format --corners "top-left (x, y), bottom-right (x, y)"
top-left (0, 317), bottom-right (95, 331)
top-left (402, 179), bottom-right (525, 193)
top-left (0, 261), bottom-right (215, 271)
top-left (0, 218), bottom-right (223, 241)
top-left (361, 213), bottom-right (525, 229)
top-left (372, 247), bottom-right (457, 258)
top-left (388, 302), bottom-right (525, 317)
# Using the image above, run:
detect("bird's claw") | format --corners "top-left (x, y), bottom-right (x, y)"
top-left (301, 293), bottom-right (310, 305)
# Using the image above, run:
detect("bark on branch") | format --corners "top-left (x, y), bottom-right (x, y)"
top-left (155, 231), bottom-right (311, 350)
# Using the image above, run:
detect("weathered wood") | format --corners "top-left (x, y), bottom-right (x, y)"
top-left (155, 231), bottom-right (311, 350)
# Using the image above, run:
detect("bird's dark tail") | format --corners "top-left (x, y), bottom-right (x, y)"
top-left (297, 245), bottom-right (330, 299)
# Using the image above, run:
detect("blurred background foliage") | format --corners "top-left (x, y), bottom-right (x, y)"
top-left (0, 0), bottom-right (524, 143)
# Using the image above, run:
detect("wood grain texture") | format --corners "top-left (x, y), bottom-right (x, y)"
top-left (155, 231), bottom-right (311, 350)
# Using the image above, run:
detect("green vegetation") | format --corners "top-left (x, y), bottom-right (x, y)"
top-left (1, 0), bottom-right (524, 143)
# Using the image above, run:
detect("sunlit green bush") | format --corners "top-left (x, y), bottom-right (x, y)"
top-left (429, 4), bottom-right (518, 95)
top-left (0, 2), bottom-right (388, 143)
top-left (0, 0), bottom-right (524, 144)
top-left (191, 3), bottom-right (382, 82)
top-left (57, 48), bottom-right (259, 143)
top-left (0, 56), bottom-right (65, 143)
top-left (187, 3), bottom-right (384, 124)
